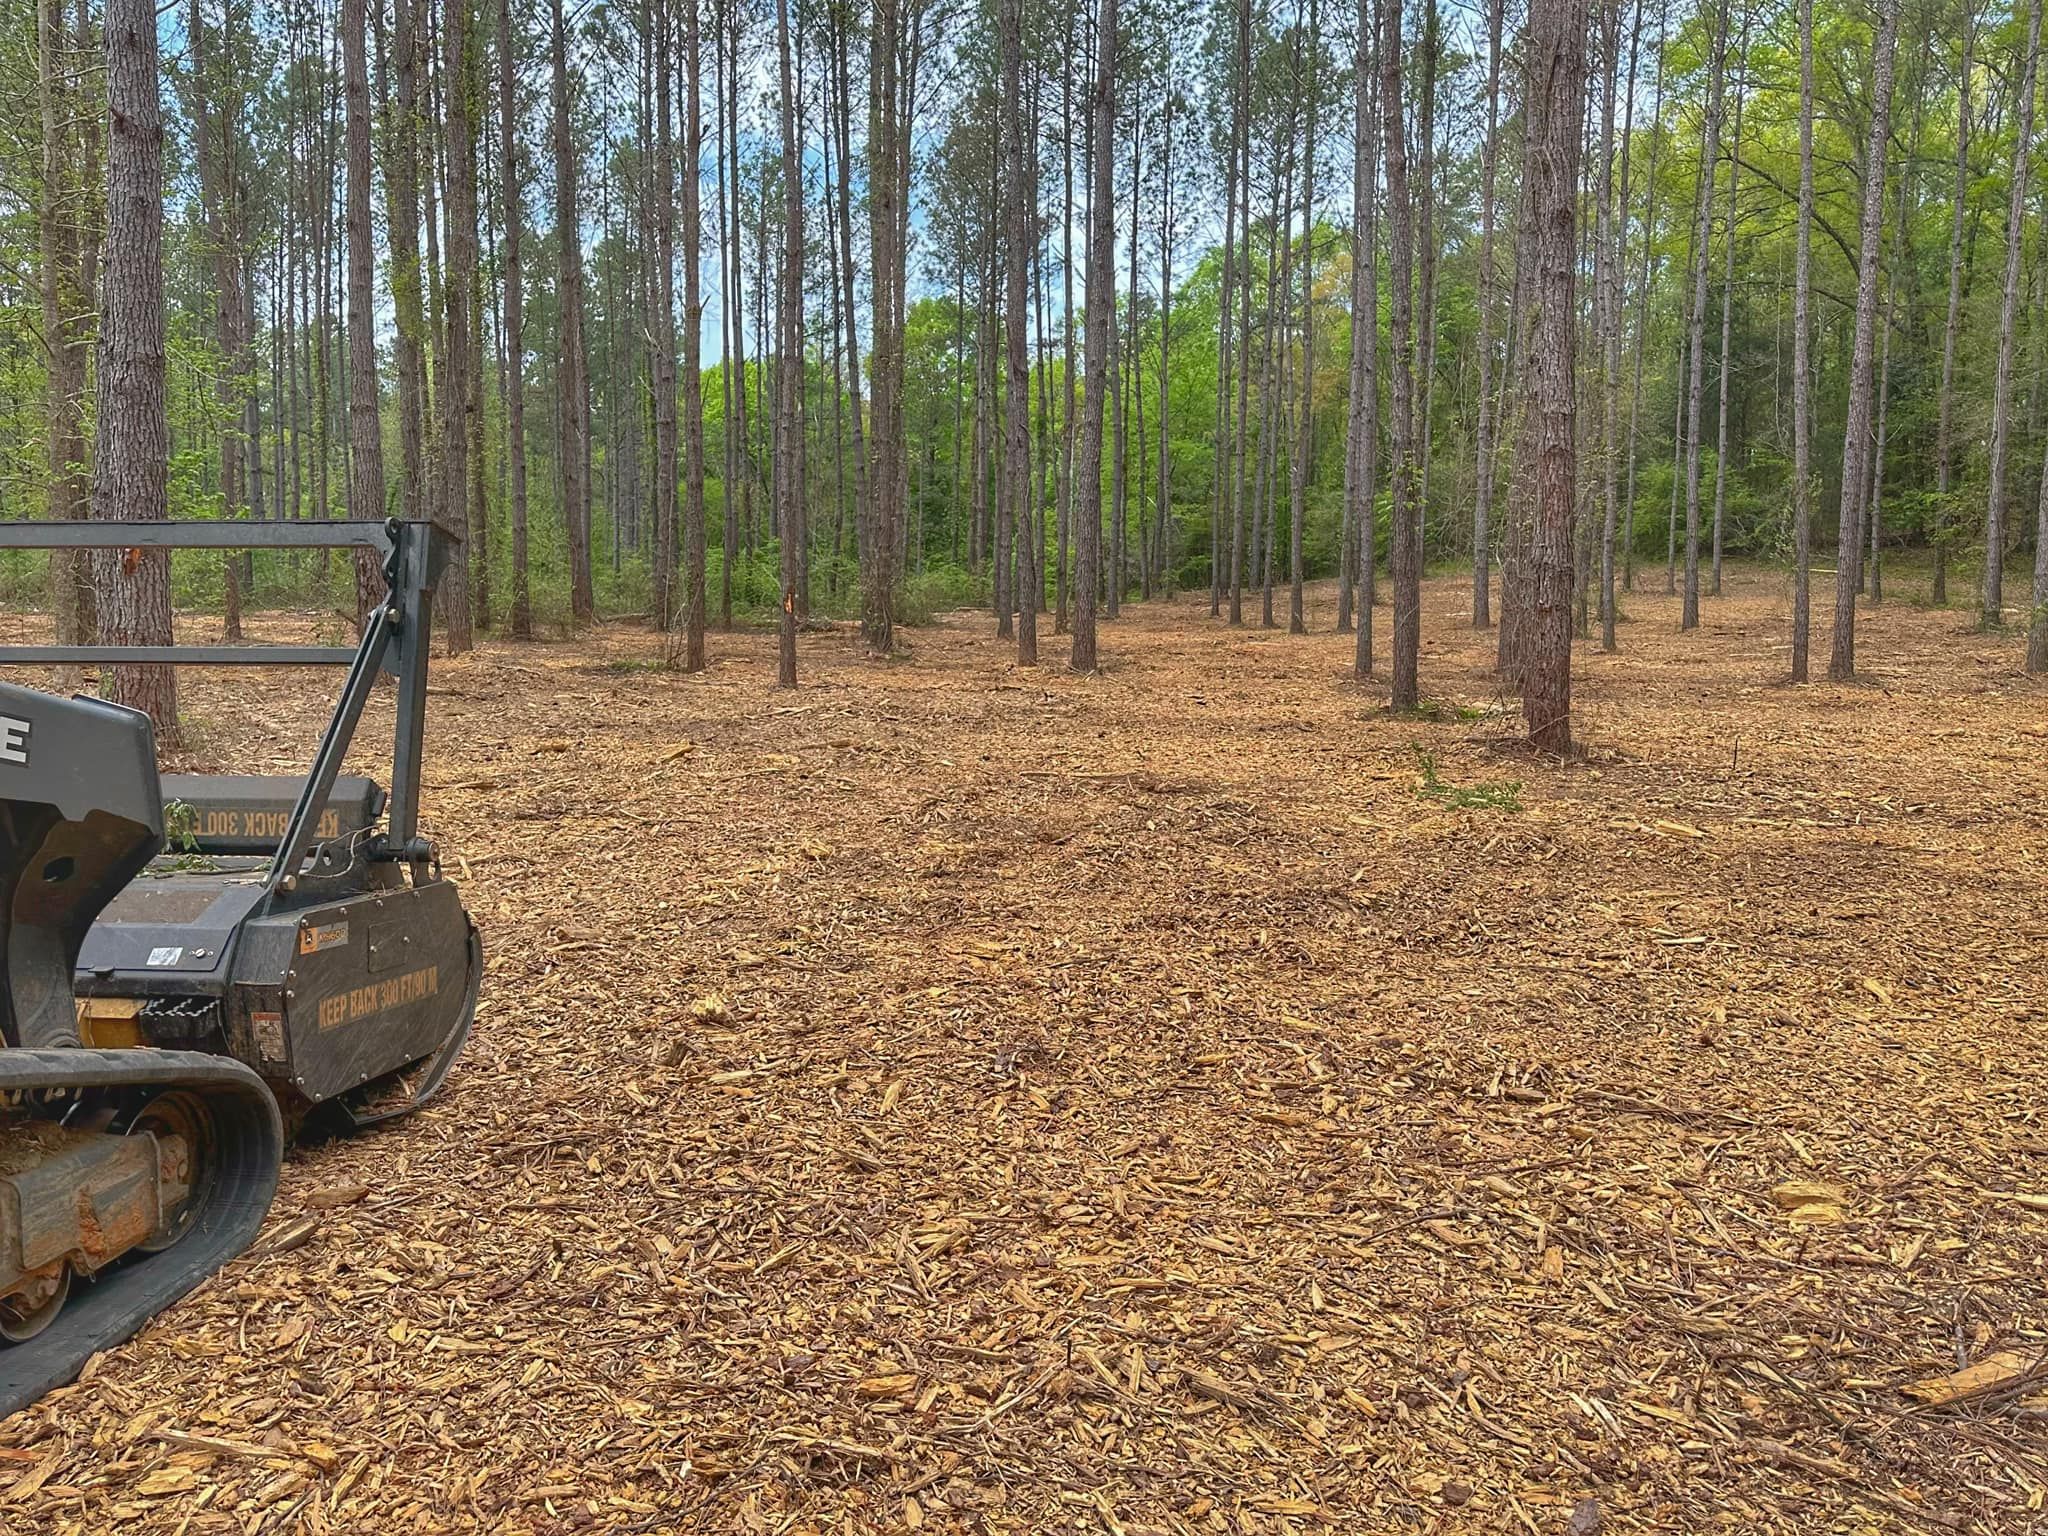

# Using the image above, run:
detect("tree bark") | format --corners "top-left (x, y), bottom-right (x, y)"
top-left (1383, 0), bottom-right (1422, 709)
top-left (39, 0), bottom-right (95, 670)
top-left (1470, 0), bottom-right (1505, 629)
top-left (651, 0), bottom-right (681, 633)
top-left (551, 0), bottom-right (595, 623)
top-left (1287, 4), bottom-right (1318, 636)
top-left (1679, 0), bottom-right (1726, 631)
top-left (344, 0), bottom-right (387, 617)
top-left (1070, 0), bottom-right (1116, 672)
top-left (1790, 0), bottom-right (1814, 680)
top-left (1349, 0), bottom-right (1380, 679)
top-left (681, 0), bottom-right (707, 668)
top-left (1519, 0), bottom-right (1589, 751)
top-left (1709, 12), bottom-right (1747, 599)
top-left (496, 0), bottom-right (531, 637)
top-left (1983, 0), bottom-right (2041, 629)
top-left (94, 0), bottom-right (178, 742)
top-left (1827, 0), bottom-right (1901, 681)
top-left (438, 0), bottom-right (478, 651)
top-left (774, 0), bottom-right (802, 686)
top-left (1932, 7), bottom-right (1975, 607)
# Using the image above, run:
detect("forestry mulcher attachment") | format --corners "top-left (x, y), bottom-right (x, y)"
top-left (0, 519), bottom-right (478, 1417)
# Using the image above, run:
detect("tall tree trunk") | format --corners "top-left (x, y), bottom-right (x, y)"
top-left (1227, 0), bottom-right (1252, 627)
top-left (862, 0), bottom-right (909, 655)
top-left (1708, 12), bottom-right (1747, 599)
top-left (497, 0), bottom-right (531, 637)
top-left (1470, 0), bottom-right (1505, 628)
top-left (380, 0), bottom-right (432, 531)
top-left (1827, 0), bottom-right (1901, 681)
top-left (1933, 7), bottom-right (1975, 607)
top-left (1157, 74), bottom-right (1175, 602)
top-left (551, 0), bottom-right (595, 623)
top-left (1412, 0), bottom-right (1439, 563)
top-left (1520, 0), bottom-right (1589, 751)
top-left (1826, 0), bottom-right (1900, 679)
top-left (1349, 0), bottom-right (1380, 679)
top-left (1983, 0), bottom-right (2041, 629)
top-left (651, 0), bottom-right (681, 632)
top-left (94, 0), bottom-right (178, 741)
top-left (344, 0), bottom-right (387, 617)
top-left (1070, 0), bottom-right (1116, 672)
top-left (1622, 0), bottom-right (1667, 595)
top-left (1790, 0), bottom-right (1815, 679)
top-left (1383, 0), bottom-right (1422, 709)
top-left (1599, 0), bottom-right (1639, 651)
top-left (774, 0), bottom-right (802, 686)
top-left (682, 0), bottom-right (707, 667)
top-left (1679, 0), bottom-right (1726, 631)
top-left (40, 0), bottom-right (95, 670)
top-left (437, 0), bottom-right (478, 651)
top-left (1287, 5), bottom-right (1319, 636)
top-left (1001, 0), bottom-right (1036, 664)
top-left (186, 0), bottom-right (248, 638)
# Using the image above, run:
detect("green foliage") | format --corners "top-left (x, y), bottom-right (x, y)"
top-left (1413, 747), bottom-right (1523, 813)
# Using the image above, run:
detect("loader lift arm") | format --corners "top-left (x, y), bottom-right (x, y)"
top-left (0, 518), bottom-right (477, 1419)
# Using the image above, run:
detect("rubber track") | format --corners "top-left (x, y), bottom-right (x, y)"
top-left (0, 1050), bottom-right (282, 1420)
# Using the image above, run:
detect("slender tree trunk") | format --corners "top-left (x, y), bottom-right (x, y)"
top-left (1001, 0), bottom-right (1036, 664)
top-left (1623, 0), bottom-right (1667, 595)
top-left (682, 0), bottom-right (706, 667)
top-left (1071, 0), bottom-right (1116, 671)
top-left (497, 0), bottom-right (531, 637)
top-left (343, 0), bottom-right (386, 618)
top-left (1827, 0), bottom-right (1900, 680)
top-left (551, 0), bottom-right (595, 622)
top-left (1521, 0), bottom-right (1589, 750)
top-left (94, 0), bottom-right (178, 741)
top-left (186, 0), bottom-right (249, 637)
top-left (438, 0), bottom-right (478, 651)
top-left (1933, 8), bottom-right (1975, 607)
top-left (1679, 0), bottom-right (1726, 631)
top-left (1599, 0), bottom-right (1639, 651)
top-left (379, 0), bottom-right (431, 532)
top-left (862, 0), bottom-right (908, 655)
top-left (1984, 0), bottom-right (2041, 629)
top-left (1471, 0), bottom-right (1505, 628)
top-left (1709, 13), bottom-right (1747, 599)
top-left (1157, 75), bottom-right (1175, 602)
top-left (1790, 0), bottom-right (1815, 678)
top-left (1383, 0), bottom-right (1422, 709)
top-left (1214, 55), bottom-right (1234, 622)
top-left (1287, 5), bottom-right (1319, 636)
top-left (1413, 0), bottom-right (1439, 564)
top-left (651, 0), bottom-right (681, 632)
top-left (774, 0), bottom-right (802, 686)
top-left (1350, 0), bottom-right (1381, 679)
top-left (1228, 0), bottom-right (1251, 627)
top-left (39, 0), bottom-right (95, 670)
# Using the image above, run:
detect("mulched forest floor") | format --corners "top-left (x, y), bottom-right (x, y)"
top-left (3, 564), bottom-right (2047, 1536)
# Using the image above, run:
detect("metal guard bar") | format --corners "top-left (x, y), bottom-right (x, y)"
top-left (0, 520), bottom-right (395, 551)
top-left (0, 646), bottom-right (357, 666)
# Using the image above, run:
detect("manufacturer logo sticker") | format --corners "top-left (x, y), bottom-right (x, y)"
top-left (146, 946), bottom-right (183, 967)
top-left (299, 921), bottom-right (349, 955)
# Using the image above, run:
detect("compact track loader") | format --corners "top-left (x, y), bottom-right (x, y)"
top-left (0, 519), bottom-right (478, 1417)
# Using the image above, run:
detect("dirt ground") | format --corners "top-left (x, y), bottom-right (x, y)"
top-left (3, 565), bottom-right (2047, 1536)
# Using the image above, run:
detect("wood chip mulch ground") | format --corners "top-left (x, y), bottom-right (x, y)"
top-left (2, 565), bottom-right (2045, 1535)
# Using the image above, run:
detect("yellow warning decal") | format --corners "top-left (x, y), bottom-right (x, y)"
top-left (194, 808), bottom-right (343, 842)
top-left (316, 964), bottom-right (439, 1031)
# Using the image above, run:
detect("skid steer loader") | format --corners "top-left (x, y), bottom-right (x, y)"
top-left (0, 519), bottom-right (478, 1417)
